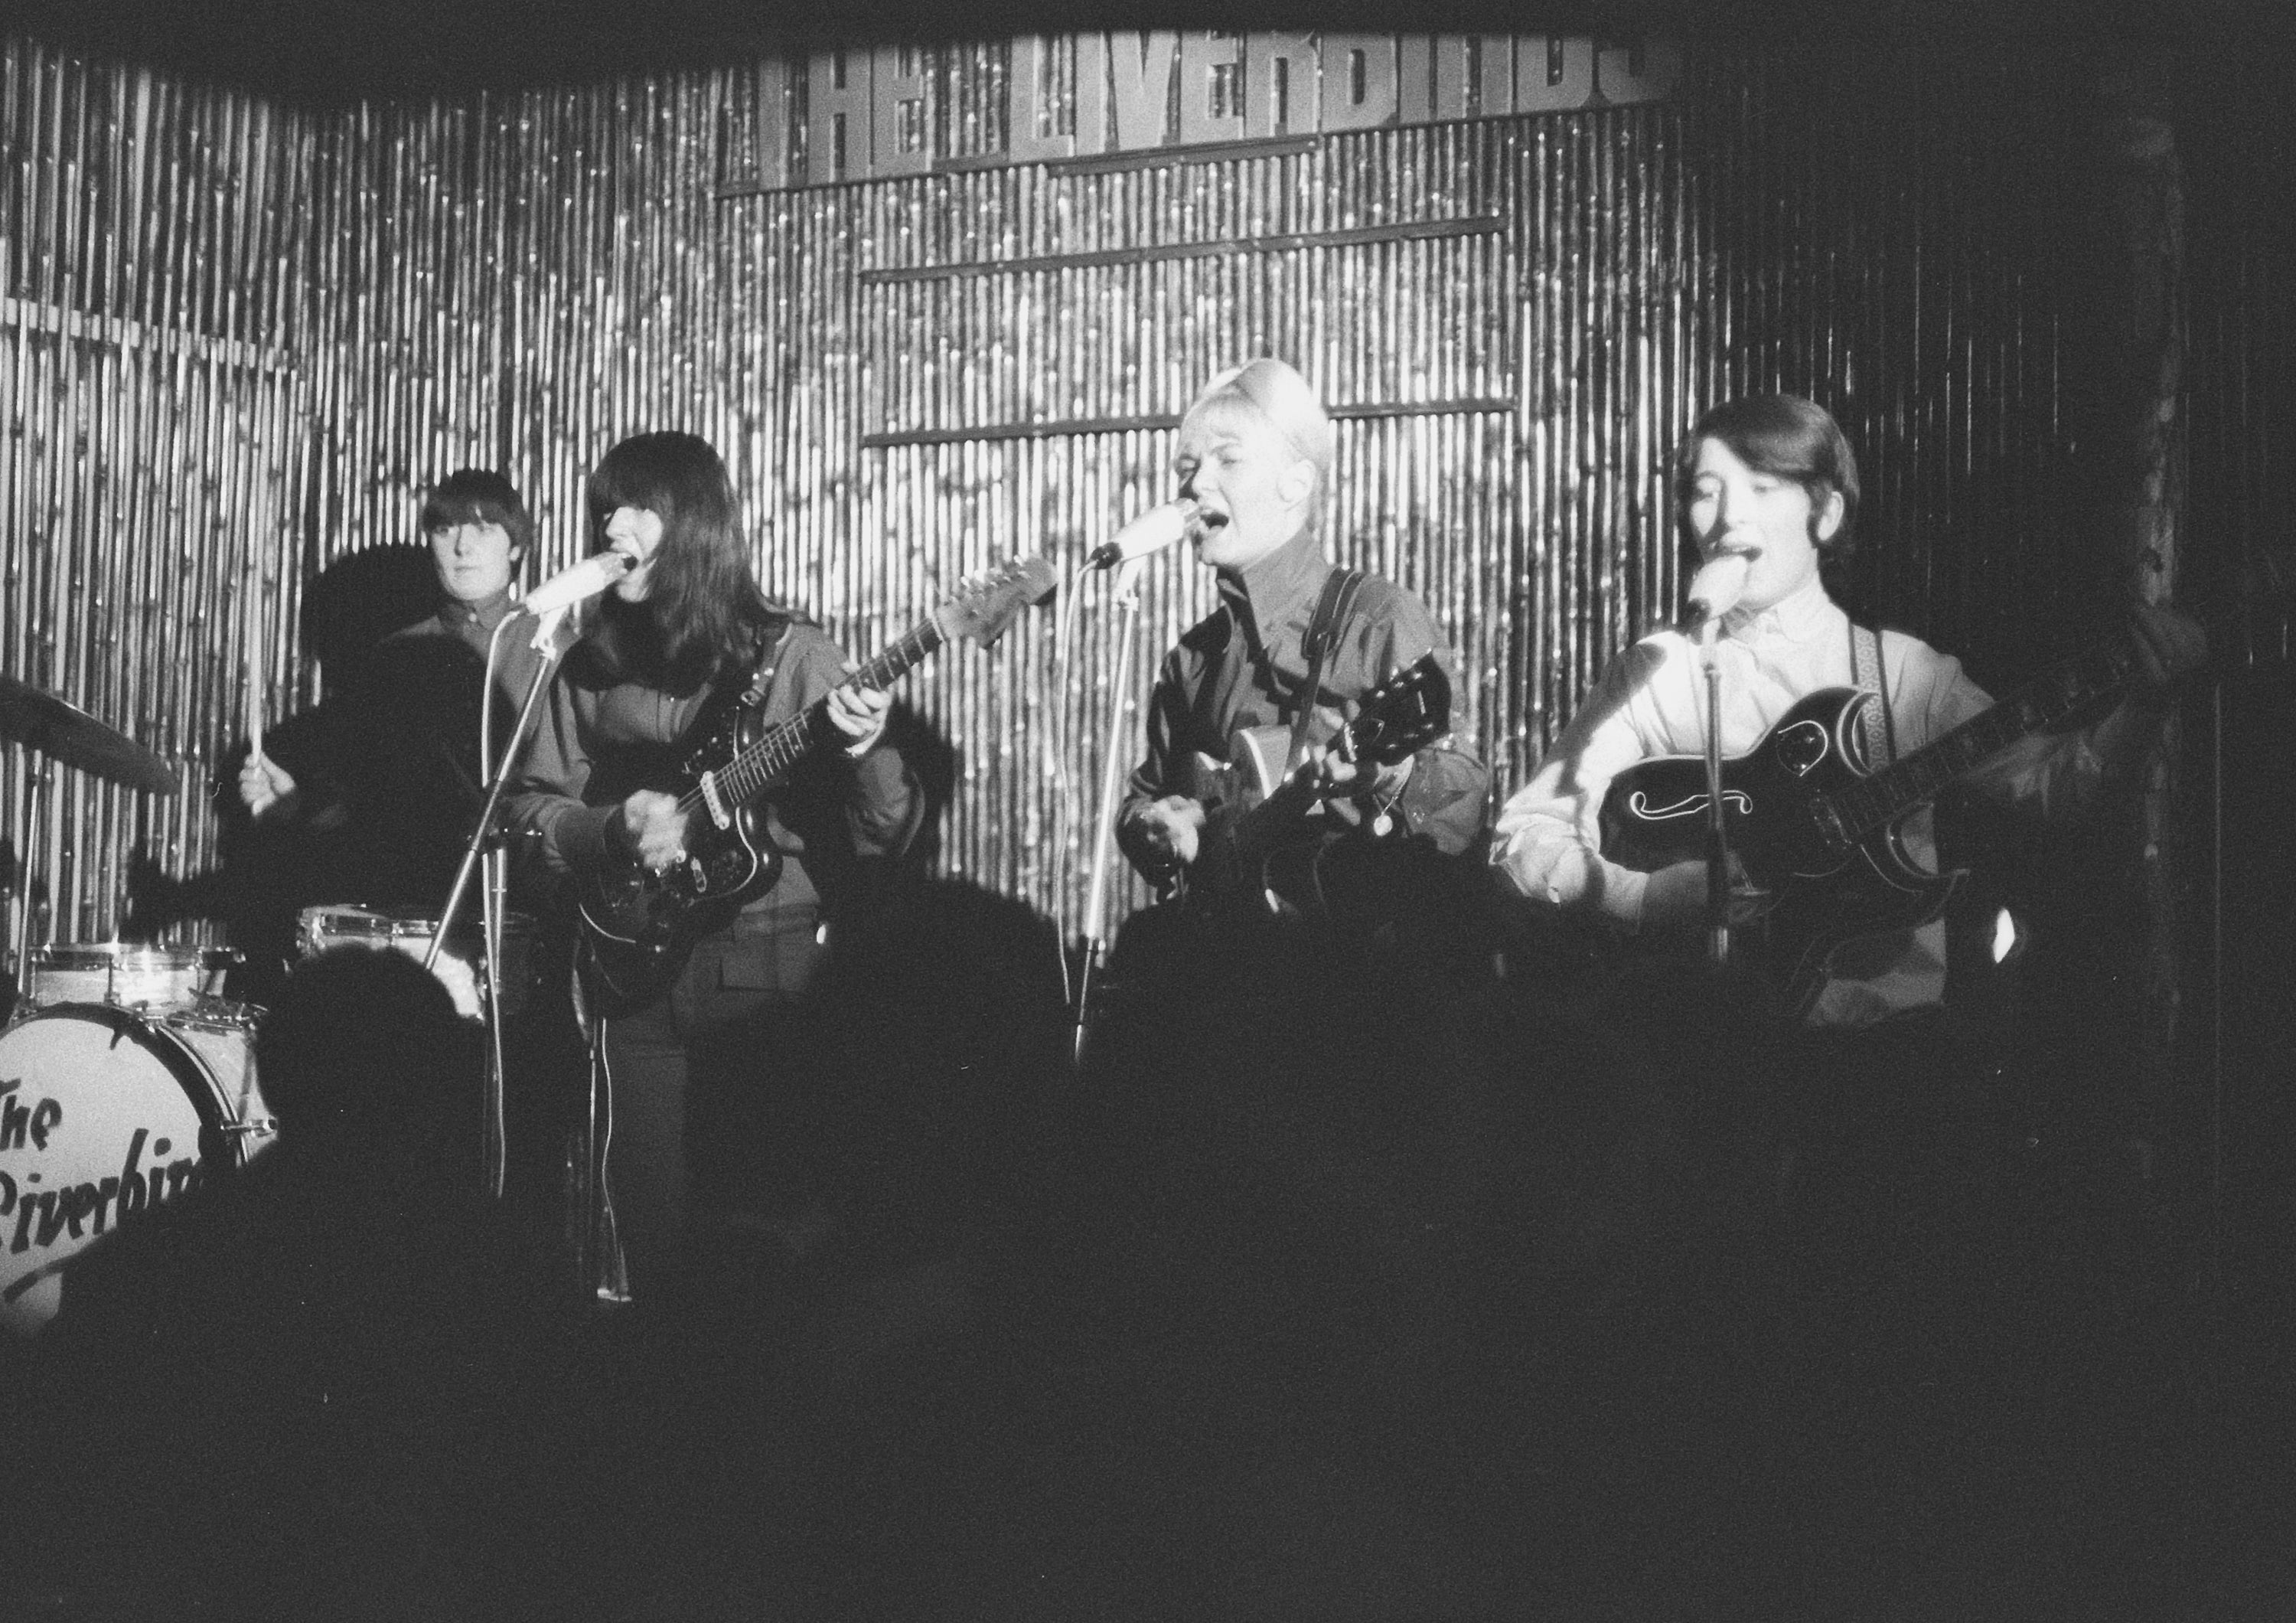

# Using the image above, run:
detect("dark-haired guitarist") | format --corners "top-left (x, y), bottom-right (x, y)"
top-left (1489, 394), bottom-right (2205, 1404)
top-left (1492, 394), bottom-right (2202, 1028)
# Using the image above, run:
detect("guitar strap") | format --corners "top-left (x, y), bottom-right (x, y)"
top-left (1286, 567), bottom-right (1367, 769)
top-left (739, 617), bottom-right (796, 707)
top-left (1848, 621), bottom-right (1900, 767)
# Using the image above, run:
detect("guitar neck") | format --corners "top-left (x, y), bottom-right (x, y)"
top-left (1829, 635), bottom-right (2140, 838)
top-left (699, 618), bottom-right (945, 813)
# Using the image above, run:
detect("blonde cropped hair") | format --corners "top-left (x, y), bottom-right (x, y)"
top-left (1183, 358), bottom-right (1336, 520)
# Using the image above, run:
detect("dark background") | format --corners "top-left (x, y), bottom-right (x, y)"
top-left (8, 0), bottom-right (2291, 105)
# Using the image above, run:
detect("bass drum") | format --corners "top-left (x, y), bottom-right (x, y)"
top-left (0, 1001), bottom-right (273, 1337)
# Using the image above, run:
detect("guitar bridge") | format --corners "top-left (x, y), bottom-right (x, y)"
top-left (699, 770), bottom-right (733, 831)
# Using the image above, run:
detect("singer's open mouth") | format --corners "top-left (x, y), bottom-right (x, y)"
top-left (1193, 510), bottom-right (1229, 534)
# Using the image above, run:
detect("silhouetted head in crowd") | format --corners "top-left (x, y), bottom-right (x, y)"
top-left (256, 948), bottom-right (479, 1177)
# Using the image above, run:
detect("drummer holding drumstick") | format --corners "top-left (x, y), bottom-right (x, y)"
top-left (210, 472), bottom-right (550, 1005)
top-left (240, 470), bottom-right (541, 851)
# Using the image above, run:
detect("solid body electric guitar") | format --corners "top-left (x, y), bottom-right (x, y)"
top-left (1598, 634), bottom-right (2149, 1018)
top-left (577, 556), bottom-right (1055, 1012)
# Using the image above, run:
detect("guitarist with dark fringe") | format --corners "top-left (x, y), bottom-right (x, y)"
top-left (504, 432), bottom-right (921, 1301)
top-left (1490, 394), bottom-right (2202, 1024)
top-left (1486, 395), bottom-right (2206, 1530)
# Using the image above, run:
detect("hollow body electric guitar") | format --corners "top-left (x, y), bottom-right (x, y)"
top-left (1163, 651), bottom-right (1450, 920)
top-left (577, 556), bottom-right (1055, 1013)
top-left (1598, 634), bottom-right (2149, 1018)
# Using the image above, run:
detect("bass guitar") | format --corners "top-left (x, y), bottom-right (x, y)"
top-left (1599, 632), bottom-right (2151, 1018)
top-left (1163, 651), bottom-right (1451, 919)
top-left (578, 555), bottom-right (1055, 1012)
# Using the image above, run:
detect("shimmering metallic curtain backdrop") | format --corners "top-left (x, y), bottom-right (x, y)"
top-left (2, 50), bottom-right (318, 954)
top-left (3, 36), bottom-right (2285, 962)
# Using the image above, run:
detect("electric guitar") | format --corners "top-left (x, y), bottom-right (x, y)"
top-left (1598, 633), bottom-right (2151, 1018)
top-left (1163, 651), bottom-right (1451, 919)
top-left (577, 556), bottom-right (1055, 1012)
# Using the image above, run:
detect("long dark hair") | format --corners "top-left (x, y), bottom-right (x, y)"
top-left (579, 432), bottom-right (787, 694)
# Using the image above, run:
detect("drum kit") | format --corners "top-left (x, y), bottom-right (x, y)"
top-left (2, 673), bottom-right (521, 1336)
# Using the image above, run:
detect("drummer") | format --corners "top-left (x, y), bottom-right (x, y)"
top-left (230, 471), bottom-right (550, 988)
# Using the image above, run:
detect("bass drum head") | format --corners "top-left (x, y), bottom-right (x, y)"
top-left (0, 1003), bottom-right (271, 1337)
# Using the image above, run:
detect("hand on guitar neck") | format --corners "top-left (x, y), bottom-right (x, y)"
top-left (2126, 601), bottom-right (2209, 690)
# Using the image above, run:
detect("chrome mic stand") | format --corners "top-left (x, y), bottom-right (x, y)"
top-left (1698, 616), bottom-right (1733, 969)
top-left (426, 608), bottom-right (569, 1197)
top-left (1072, 554), bottom-right (1148, 1066)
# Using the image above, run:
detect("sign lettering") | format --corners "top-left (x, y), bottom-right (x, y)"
top-left (726, 34), bottom-right (1682, 193)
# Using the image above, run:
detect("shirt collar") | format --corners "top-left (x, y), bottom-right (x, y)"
top-left (439, 589), bottom-right (518, 635)
top-left (1721, 572), bottom-right (1836, 645)
top-left (1216, 528), bottom-right (1329, 648)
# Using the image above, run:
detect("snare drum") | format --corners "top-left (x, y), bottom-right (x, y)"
top-left (26, 942), bottom-right (230, 1013)
top-left (0, 1001), bottom-right (272, 1337)
top-left (295, 905), bottom-right (531, 1022)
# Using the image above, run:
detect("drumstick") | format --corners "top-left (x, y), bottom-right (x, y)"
top-left (243, 562), bottom-right (266, 763)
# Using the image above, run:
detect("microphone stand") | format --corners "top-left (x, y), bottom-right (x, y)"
top-left (425, 608), bottom-right (568, 1197)
top-left (1073, 554), bottom-right (1147, 1066)
top-left (1698, 616), bottom-right (1732, 969)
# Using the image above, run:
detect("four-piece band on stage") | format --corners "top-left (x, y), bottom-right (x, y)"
top-left (0, 359), bottom-right (2208, 1329)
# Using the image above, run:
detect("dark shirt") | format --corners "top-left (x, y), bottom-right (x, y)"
top-left (504, 616), bottom-right (921, 929)
top-left (253, 589), bottom-right (548, 913)
top-left (1117, 528), bottom-right (1488, 883)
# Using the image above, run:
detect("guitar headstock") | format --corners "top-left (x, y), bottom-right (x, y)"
top-left (938, 556), bottom-right (1058, 648)
top-left (1340, 651), bottom-right (1452, 767)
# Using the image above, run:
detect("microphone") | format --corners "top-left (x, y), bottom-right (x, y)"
top-left (524, 551), bottom-right (635, 615)
top-left (1084, 501), bottom-right (1197, 570)
top-left (1678, 550), bottom-right (1753, 632)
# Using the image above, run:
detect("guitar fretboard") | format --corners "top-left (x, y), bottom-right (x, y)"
top-left (1828, 637), bottom-right (2139, 839)
top-left (677, 618), bottom-right (947, 817)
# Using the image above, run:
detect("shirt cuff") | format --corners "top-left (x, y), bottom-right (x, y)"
top-left (551, 803), bottom-right (624, 870)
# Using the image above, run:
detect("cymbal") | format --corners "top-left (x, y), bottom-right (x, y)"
top-left (0, 674), bottom-right (179, 795)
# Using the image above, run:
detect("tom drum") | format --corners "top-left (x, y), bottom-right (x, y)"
top-left (26, 942), bottom-right (232, 1013)
top-left (295, 905), bottom-right (533, 1023)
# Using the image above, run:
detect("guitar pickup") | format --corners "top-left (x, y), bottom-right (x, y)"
top-left (698, 771), bottom-right (734, 831)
